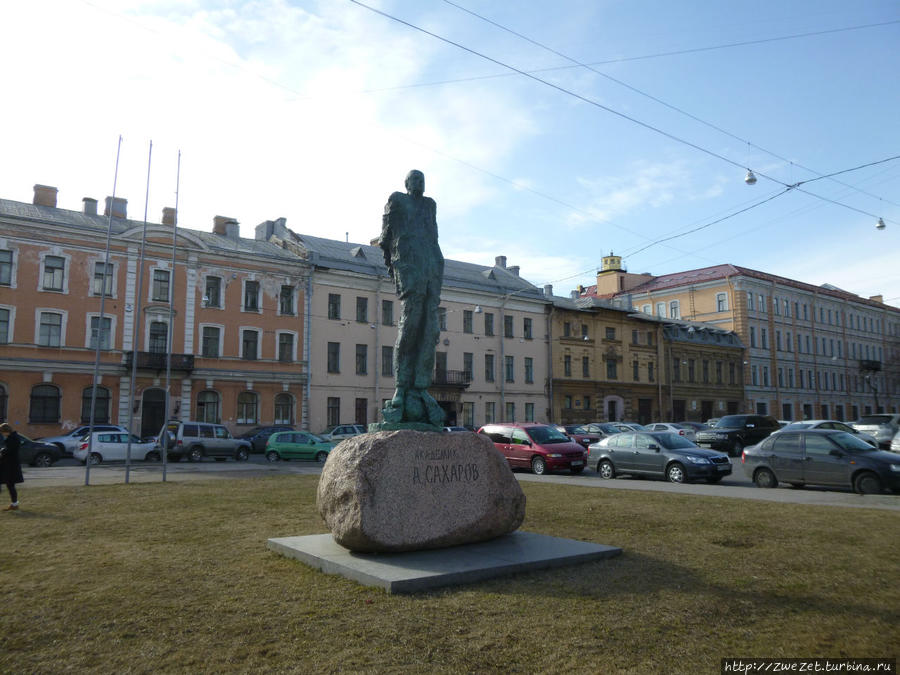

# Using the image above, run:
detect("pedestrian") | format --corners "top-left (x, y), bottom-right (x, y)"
top-left (0, 422), bottom-right (24, 511)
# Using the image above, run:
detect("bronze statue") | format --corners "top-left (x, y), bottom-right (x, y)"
top-left (377, 170), bottom-right (445, 428)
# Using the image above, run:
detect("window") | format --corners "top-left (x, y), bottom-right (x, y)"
top-left (776, 331), bottom-right (782, 351)
top-left (92, 262), bottom-right (113, 296)
top-left (242, 329), bottom-right (259, 360)
top-left (195, 391), bottom-right (218, 423)
top-left (632, 330), bottom-right (639, 345)
top-left (504, 315), bottom-right (514, 338)
top-left (786, 331), bottom-right (792, 352)
top-left (747, 292), bottom-right (754, 311)
top-left (505, 402), bottom-right (515, 421)
top-left (688, 359), bottom-right (695, 383)
top-left (152, 269), bottom-right (170, 302)
top-left (274, 393), bottom-right (292, 424)
top-left (355, 398), bottom-right (368, 426)
top-left (773, 297), bottom-right (780, 315)
top-left (761, 328), bottom-right (768, 349)
top-left (582, 356), bottom-right (590, 378)
top-left (89, 316), bottom-right (112, 350)
top-left (751, 365), bottom-right (759, 386)
top-left (647, 331), bottom-right (653, 347)
top-left (763, 366), bottom-right (770, 387)
top-left (673, 360), bottom-right (681, 383)
top-left (758, 294), bottom-right (765, 313)
top-left (279, 286), bottom-right (295, 315)
top-left (669, 301), bottom-right (680, 319)
top-left (784, 299), bottom-right (790, 317)
top-left (702, 360), bottom-right (709, 383)
top-left (641, 304), bottom-right (651, 314)
top-left (778, 367), bottom-right (784, 387)
top-left (0, 250), bottom-right (12, 285)
top-left (485, 354), bottom-right (495, 382)
top-left (788, 368), bottom-right (794, 388)
top-left (525, 357), bottom-right (534, 384)
top-left (656, 302), bottom-right (665, 318)
top-left (356, 344), bottom-right (368, 375)
top-left (463, 310), bottom-right (473, 333)
top-left (563, 321), bottom-right (571, 337)
top-left (381, 300), bottom-right (393, 326)
top-left (464, 352), bottom-right (474, 380)
top-left (278, 333), bottom-right (294, 362)
top-left (485, 401), bottom-right (495, 424)
top-left (237, 391), bottom-right (259, 424)
top-left (81, 386), bottom-right (110, 423)
top-left (505, 355), bottom-right (514, 382)
top-left (39, 312), bottom-right (62, 347)
top-left (43, 255), bottom-right (65, 291)
top-left (581, 324), bottom-right (589, 339)
top-left (525, 402), bottom-right (535, 422)
top-left (201, 326), bottom-right (220, 358)
top-left (327, 342), bottom-right (340, 373)
top-left (716, 293), bottom-right (728, 312)
top-left (564, 395), bottom-right (572, 409)
top-left (463, 402), bottom-right (474, 427)
top-left (750, 326), bottom-right (756, 348)
top-left (327, 397), bottom-right (340, 427)
top-left (648, 362), bottom-right (655, 382)
top-left (716, 361), bottom-right (723, 384)
top-left (0, 308), bottom-right (9, 344)
top-left (438, 307), bottom-right (447, 331)
top-left (605, 327), bottom-right (616, 340)
top-left (30, 384), bottom-right (60, 423)
top-left (242, 280), bottom-right (259, 311)
top-left (564, 354), bottom-right (572, 377)
top-left (356, 297), bottom-right (368, 323)
top-left (382, 346), bottom-right (394, 377)
top-left (205, 277), bottom-right (221, 308)
top-left (633, 360), bottom-right (639, 381)
top-left (523, 317), bottom-right (532, 339)
top-left (328, 294), bottom-right (341, 320)
top-left (484, 313), bottom-right (494, 336)
top-left (606, 358), bottom-right (617, 380)
top-left (729, 362), bottom-right (736, 385)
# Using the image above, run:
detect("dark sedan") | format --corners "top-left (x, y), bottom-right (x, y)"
top-left (742, 429), bottom-right (900, 494)
top-left (588, 431), bottom-right (732, 484)
top-left (17, 436), bottom-right (64, 467)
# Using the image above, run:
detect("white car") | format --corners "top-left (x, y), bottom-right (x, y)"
top-left (645, 423), bottom-right (697, 441)
top-left (321, 424), bottom-right (367, 442)
top-left (774, 420), bottom-right (878, 448)
top-left (74, 431), bottom-right (160, 464)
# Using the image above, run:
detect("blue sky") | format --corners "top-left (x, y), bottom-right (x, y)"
top-left (2, 1), bottom-right (898, 303)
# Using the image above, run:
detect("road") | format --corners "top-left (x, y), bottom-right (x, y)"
top-left (21, 456), bottom-right (900, 512)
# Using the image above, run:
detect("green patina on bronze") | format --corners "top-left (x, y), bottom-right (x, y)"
top-left (369, 170), bottom-right (445, 432)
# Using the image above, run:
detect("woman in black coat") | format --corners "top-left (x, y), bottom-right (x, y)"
top-left (0, 422), bottom-right (23, 511)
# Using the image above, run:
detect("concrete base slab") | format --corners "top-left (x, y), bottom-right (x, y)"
top-left (268, 531), bottom-right (621, 594)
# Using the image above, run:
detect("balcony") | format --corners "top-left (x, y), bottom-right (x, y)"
top-left (432, 369), bottom-right (472, 388)
top-left (859, 359), bottom-right (882, 372)
top-left (124, 351), bottom-right (195, 373)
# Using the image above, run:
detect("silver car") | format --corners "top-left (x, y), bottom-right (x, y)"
top-left (38, 424), bottom-right (128, 457)
top-left (851, 414), bottom-right (900, 449)
top-left (774, 420), bottom-right (878, 448)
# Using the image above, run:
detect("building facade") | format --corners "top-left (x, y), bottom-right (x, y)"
top-left (0, 185), bottom-right (309, 440)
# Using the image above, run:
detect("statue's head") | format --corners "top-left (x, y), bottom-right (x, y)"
top-left (405, 170), bottom-right (425, 197)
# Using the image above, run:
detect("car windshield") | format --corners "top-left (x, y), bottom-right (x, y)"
top-left (716, 415), bottom-right (748, 428)
top-left (657, 433), bottom-right (698, 449)
top-left (830, 432), bottom-right (877, 452)
top-left (528, 426), bottom-right (571, 444)
top-left (857, 415), bottom-right (892, 425)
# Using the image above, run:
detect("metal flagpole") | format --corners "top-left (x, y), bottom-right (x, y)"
top-left (86, 135), bottom-right (122, 487)
top-left (161, 150), bottom-right (180, 483)
top-left (125, 140), bottom-right (153, 484)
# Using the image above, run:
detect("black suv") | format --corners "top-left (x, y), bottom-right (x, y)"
top-left (695, 414), bottom-right (780, 456)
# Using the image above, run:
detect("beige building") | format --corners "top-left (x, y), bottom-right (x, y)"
top-left (255, 221), bottom-right (552, 433)
top-left (580, 255), bottom-right (900, 420)
top-left (0, 185), bottom-right (309, 440)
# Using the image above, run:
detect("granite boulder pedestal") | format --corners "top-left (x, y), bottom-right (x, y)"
top-left (316, 430), bottom-right (525, 553)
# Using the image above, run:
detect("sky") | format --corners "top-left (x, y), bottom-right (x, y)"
top-left (2, 1), bottom-right (899, 305)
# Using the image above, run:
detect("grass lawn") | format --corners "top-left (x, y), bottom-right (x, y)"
top-left (1, 476), bottom-right (897, 673)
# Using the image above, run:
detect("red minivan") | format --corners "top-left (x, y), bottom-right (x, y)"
top-left (477, 422), bottom-right (588, 475)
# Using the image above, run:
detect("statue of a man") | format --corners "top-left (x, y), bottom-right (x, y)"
top-left (378, 170), bottom-right (445, 427)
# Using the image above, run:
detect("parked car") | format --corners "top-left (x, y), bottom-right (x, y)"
top-left (588, 431), bottom-right (732, 484)
top-left (321, 424), bottom-right (367, 442)
top-left (442, 426), bottom-right (470, 433)
top-left (265, 431), bottom-right (335, 462)
top-left (892, 430), bottom-right (900, 453)
top-left (159, 421), bottom-right (251, 462)
top-left (646, 423), bottom-right (697, 441)
top-left (616, 422), bottom-right (648, 432)
top-left (742, 428), bottom-right (900, 494)
top-left (851, 414), bottom-right (900, 449)
top-left (237, 425), bottom-right (295, 452)
top-left (15, 436), bottom-right (63, 467)
top-left (74, 432), bottom-right (159, 464)
top-left (477, 423), bottom-right (587, 475)
top-left (773, 420), bottom-right (878, 448)
top-left (705, 418), bottom-right (721, 428)
top-left (37, 424), bottom-right (128, 457)
top-left (695, 414), bottom-right (781, 456)
top-left (677, 421), bottom-right (710, 432)
top-left (558, 424), bottom-right (604, 449)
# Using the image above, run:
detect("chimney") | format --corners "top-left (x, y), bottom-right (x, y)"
top-left (162, 207), bottom-right (177, 226)
top-left (495, 255), bottom-right (507, 268)
top-left (543, 284), bottom-right (553, 297)
top-left (104, 196), bottom-right (127, 219)
top-left (213, 215), bottom-right (240, 240)
top-left (869, 294), bottom-right (884, 304)
top-left (33, 184), bottom-right (58, 207)
top-left (570, 290), bottom-right (580, 299)
top-left (82, 198), bottom-right (98, 216)
top-left (508, 265), bottom-right (520, 276)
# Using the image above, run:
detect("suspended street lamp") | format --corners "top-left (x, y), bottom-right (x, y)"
top-left (876, 217), bottom-right (886, 230)
top-left (744, 169), bottom-right (757, 185)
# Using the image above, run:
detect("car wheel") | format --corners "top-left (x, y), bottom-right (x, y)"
top-left (315, 451), bottom-right (328, 463)
top-left (266, 450), bottom-right (280, 462)
top-left (33, 452), bottom-right (53, 468)
top-left (754, 467), bottom-right (777, 488)
top-left (853, 471), bottom-right (882, 495)
top-left (89, 453), bottom-right (102, 465)
top-left (145, 450), bottom-right (161, 462)
top-left (706, 475), bottom-right (723, 483)
top-left (188, 447), bottom-right (203, 462)
top-left (531, 456), bottom-right (546, 475)
top-left (236, 448), bottom-right (250, 462)
top-left (666, 462), bottom-right (686, 483)
top-left (570, 466), bottom-right (584, 475)
top-left (730, 440), bottom-right (743, 457)
top-left (597, 460), bottom-right (615, 479)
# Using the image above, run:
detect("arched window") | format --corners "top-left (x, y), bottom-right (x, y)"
top-left (237, 391), bottom-right (258, 425)
top-left (274, 393), bottom-right (293, 425)
top-left (197, 391), bottom-right (220, 424)
top-left (30, 384), bottom-right (61, 423)
top-left (81, 386), bottom-right (110, 423)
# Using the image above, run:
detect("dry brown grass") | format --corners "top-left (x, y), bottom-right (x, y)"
top-left (1, 476), bottom-right (897, 673)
